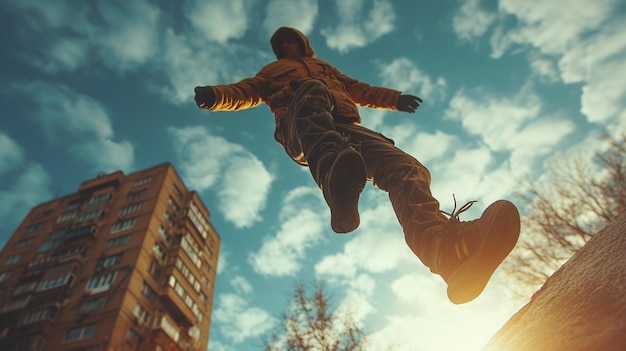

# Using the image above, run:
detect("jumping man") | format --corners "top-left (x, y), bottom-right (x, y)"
top-left (194, 27), bottom-right (520, 304)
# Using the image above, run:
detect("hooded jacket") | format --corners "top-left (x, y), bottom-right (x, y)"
top-left (207, 27), bottom-right (402, 126)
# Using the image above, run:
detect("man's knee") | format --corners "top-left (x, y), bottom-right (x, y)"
top-left (295, 80), bottom-right (333, 114)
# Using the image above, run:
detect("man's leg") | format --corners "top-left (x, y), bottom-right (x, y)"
top-left (338, 123), bottom-right (520, 304)
top-left (336, 124), bottom-right (447, 263)
top-left (278, 80), bottom-right (366, 233)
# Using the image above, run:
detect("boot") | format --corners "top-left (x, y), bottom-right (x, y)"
top-left (321, 147), bottom-right (367, 233)
top-left (428, 199), bottom-right (520, 304)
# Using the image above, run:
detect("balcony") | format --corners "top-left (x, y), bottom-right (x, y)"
top-left (160, 284), bottom-right (195, 324)
top-left (78, 171), bottom-right (123, 194)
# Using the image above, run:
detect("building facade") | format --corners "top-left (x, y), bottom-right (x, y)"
top-left (0, 163), bottom-right (220, 350)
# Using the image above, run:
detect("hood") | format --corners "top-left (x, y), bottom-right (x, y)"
top-left (270, 27), bottom-right (315, 59)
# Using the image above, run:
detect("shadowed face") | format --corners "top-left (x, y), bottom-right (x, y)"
top-left (281, 39), bottom-right (303, 59)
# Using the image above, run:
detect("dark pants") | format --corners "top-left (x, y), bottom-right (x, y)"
top-left (275, 79), bottom-right (447, 267)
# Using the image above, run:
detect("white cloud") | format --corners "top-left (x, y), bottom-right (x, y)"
top-left (378, 58), bottom-right (447, 105)
top-left (0, 163), bottom-right (52, 240)
top-left (35, 38), bottom-right (90, 73)
top-left (444, 86), bottom-right (542, 152)
top-left (230, 275), bottom-right (253, 295)
top-left (7, 0), bottom-right (161, 73)
top-left (68, 139), bottom-right (135, 173)
top-left (249, 186), bottom-right (326, 276)
top-left (492, 0), bottom-right (617, 57)
top-left (158, 29), bottom-right (221, 104)
top-left (321, 0), bottom-right (396, 53)
top-left (334, 274), bottom-right (377, 324)
top-left (10, 81), bottom-right (134, 173)
top-left (452, 0), bottom-right (496, 42)
top-left (185, 0), bottom-right (248, 43)
top-left (169, 126), bottom-right (273, 228)
top-left (262, 0), bottom-right (318, 37)
top-left (478, 0), bottom-right (625, 126)
top-left (0, 131), bottom-right (24, 174)
top-left (96, 1), bottom-right (161, 70)
top-left (435, 85), bottom-right (575, 207)
top-left (315, 189), bottom-right (415, 280)
top-left (0, 133), bottom-right (53, 239)
top-left (561, 19), bottom-right (626, 125)
top-left (368, 272), bottom-right (517, 351)
top-left (213, 293), bottom-right (276, 344)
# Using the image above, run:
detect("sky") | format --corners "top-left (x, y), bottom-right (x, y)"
top-left (1, 0), bottom-right (625, 350)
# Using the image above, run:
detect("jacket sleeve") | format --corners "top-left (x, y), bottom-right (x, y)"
top-left (334, 69), bottom-right (401, 110)
top-left (209, 73), bottom-right (268, 111)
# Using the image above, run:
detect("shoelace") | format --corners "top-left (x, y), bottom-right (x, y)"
top-left (441, 194), bottom-right (477, 221)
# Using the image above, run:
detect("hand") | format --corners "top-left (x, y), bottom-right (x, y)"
top-left (194, 86), bottom-right (215, 109)
top-left (397, 94), bottom-right (423, 113)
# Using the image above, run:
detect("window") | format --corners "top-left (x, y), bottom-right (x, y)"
top-left (141, 282), bottom-right (156, 302)
top-left (18, 306), bottom-right (57, 325)
top-left (167, 276), bottom-right (204, 322)
top-left (127, 189), bottom-right (146, 201)
top-left (163, 211), bottom-right (173, 225)
top-left (76, 209), bottom-right (103, 223)
top-left (181, 233), bottom-right (201, 268)
top-left (153, 243), bottom-right (166, 261)
top-left (149, 260), bottom-right (161, 280)
top-left (26, 223), bottom-right (43, 233)
top-left (37, 274), bottom-right (72, 292)
top-left (111, 218), bottom-right (136, 233)
top-left (14, 238), bottom-right (33, 249)
top-left (66, 324), bottom-right (95, 343)
top-left (57, 211), bottom-right (77, 223)
top-left (87, 193), bottom-right (110, 206)
top-left (204, 246), bottom-right (214, 260)
top-left (3, 254), bottom-right (22, 266)
top-left (85, 272), bottom-right (116, 294)
top-left (133, 304), bottom-right (150, 324)
top-left (80, 297), bottom-right (107, 313)
top-left (64, 200), bottom-right (81, 211)
top-left (13, 281), bottom-right (37, 295)
top-left (126, 328), bottom-right (139, 346)
top-left (34, 210), bottom-right (51, 220)
top-left (97, 254), bottom-right (122, 269)
top-left (105, 235), bottom-right (130, 249)
top-left (168, 197), bottom-right (179, 211)
top-left (65, 225), bottom-right (98, 240)
top-left (11, 335), bottom-right (46, 350)
top-left (120, 203), bottom-right (142, 216)
top-left (188, 201), bottom-right (209, 239)
top-left (172, 184), bottom-right (183, 200)
top-left (175, 257), bottom-right (201, 293)
top-left (36, 240), bottom-right (60, 253)
top-left (45, 229), bottom-right (67, 241)
top-left (0, 271), bottom-right (11, 283)
top-left (158, 225), bottom-right (170, 243)
top-left (1, 296), bottom-right (30, 312)
top-left (160, 315), bottom-right (180, 342)
top-left (132, 177), bottom-right (152, 187)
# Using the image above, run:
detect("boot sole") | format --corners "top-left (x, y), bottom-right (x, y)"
top-left (447, 200), bottom-right (520, 304)
top-left (328, 148), bottom-right (367, 233)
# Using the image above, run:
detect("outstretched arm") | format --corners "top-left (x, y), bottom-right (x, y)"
top-left (193, 75), bottom-right (267, 112)
top-left (397, 94), bottom-right (423, 113)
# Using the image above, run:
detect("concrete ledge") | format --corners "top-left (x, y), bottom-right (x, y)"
top-left (484, 210), bottom-right (626, 351)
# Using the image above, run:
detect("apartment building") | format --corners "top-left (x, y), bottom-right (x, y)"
top-left (0, 163), bottom-right (220, 350)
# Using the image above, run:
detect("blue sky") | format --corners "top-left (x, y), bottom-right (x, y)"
top-left (1, 0), bottom-right (625, 350)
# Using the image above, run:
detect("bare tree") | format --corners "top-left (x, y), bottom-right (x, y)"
top-left (502, 133), bottom-right (626, 301)
top-left (264, 283), bottom-right (369, 351)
